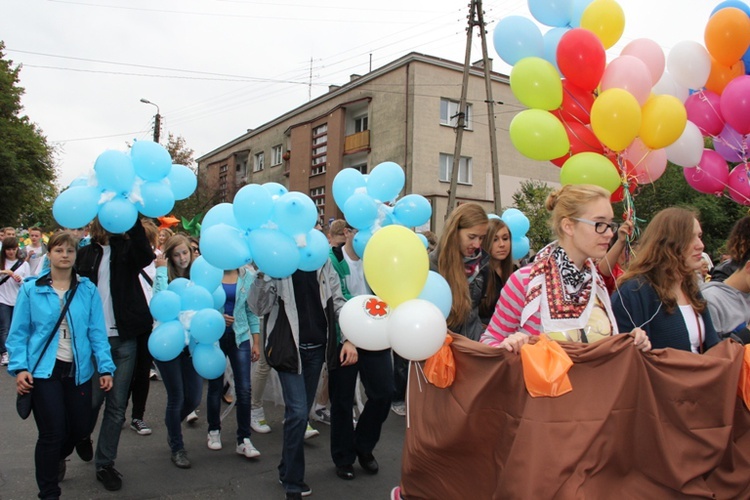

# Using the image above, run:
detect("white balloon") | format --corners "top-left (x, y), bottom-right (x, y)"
top-left (339, 295), bottom-right (392, 351)
top-left (665, 121), bottom-right (704, 168)
top-left (652, 72), bottom-right (689, 103)
top-left (666, 41), bottom-right (711, 91)
top-left (387, 299), bottom-right (447, 361)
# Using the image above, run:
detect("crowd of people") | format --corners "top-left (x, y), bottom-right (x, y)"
top-left (4, 183), bottom-right (750, 500)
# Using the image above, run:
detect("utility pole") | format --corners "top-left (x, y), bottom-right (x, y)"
top-left (140, 98), bottom-right (161, 143)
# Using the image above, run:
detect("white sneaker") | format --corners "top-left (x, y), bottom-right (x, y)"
top-left (251, 408), bottom-right (271, 434)
top-left (186, 410), bottom-right (199, 424)
top-left (0, 352), bottom-right (8, 366)
top-left (304, 423), bottom-right (319, 440)
top-left (236, 438), bottom-right (260, 458)
top-left (207, 430), bottom-right (222, 450)
top-left (391, 402), bottom-right (406, 416)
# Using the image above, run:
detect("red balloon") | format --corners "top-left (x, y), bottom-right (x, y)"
top-left (557, 29), bottom-right (606, 91)
top-left (551, 121), bottom-right (603, 167)
top-left (553, 79), bottom-right (596, 124)
top-left (610, 179), bottom-right (637, 203)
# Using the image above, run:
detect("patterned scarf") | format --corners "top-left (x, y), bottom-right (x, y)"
top-left (520, 242), bottom-right (619, 334)
top-left (463, 249), bottom-right (484, 284)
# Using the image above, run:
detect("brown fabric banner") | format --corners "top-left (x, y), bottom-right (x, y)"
top-left (400, 334), bottom-right (750, 499)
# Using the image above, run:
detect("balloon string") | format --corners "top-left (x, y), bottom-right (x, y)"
top-left (711, 132), bottom-right (749, 162)
top-left (688, 163), bottom-right (750, 205)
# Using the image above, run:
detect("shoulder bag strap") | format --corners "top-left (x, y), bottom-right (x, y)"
top-left (0, 260), bottom-right (24, 286)
top-left (28, 281), bottom-right (79, 374)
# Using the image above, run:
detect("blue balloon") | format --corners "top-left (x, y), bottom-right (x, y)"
top-left (199, 224), bottom-right (252, 270)
top-left (393, 194), bottom-right (432, 227)
top-left (263, 182), bottom-right (288, 200)
top-left (352, 228), bottom-right (373, 258)
top-left (190, 256), bottom-right (224, 291)
top-left (98, 196), bottom-right (138, 234)
top-left (379, 207), bottom-right (397, 227)
top-left (332, 168), bottom-right (367, 209)
top-left (192, 343), bottom-right (227, 380)
top-left (167, 164), bottom-right (197, 201)
top-left (168, 277), bottom-right (190, 296)
top-left (569, 0), bottom-right (593, 27)
top-left (493, 16), bottom-right (544, 66)
top-left (512, 236), bottom-right (531, 260)
top-left (131, 140), bottom-right (172, 181)
top-left (189, 308), bottom-right (225, 344)
top-left (69, 175), bottom-right (90, 188)
top-left (367, 162), bottom-right (404, 202)
top-left (711, 0), bottom-right (750, 17)
top-left (487, 213), bottom-right (501, 220)
top-left (344, 193), bottom-right (378, 230)
top-left (543, 27), bottom-right (569, 74)
top-left (202, 203), bottom-right (240, 230)
top-left (233, 183), bottom-right (273, 230)
top-left (743, 46), bottom-right (750, 76)
top-left (213, 285), bottom-right (226, 310)
top-left (181, 285), bottom-right (214, 311)
top-left (247, 228), bottom-right (300, 278)
top-left (272, 192), bottom-right (318, 237)
top-left (501, 208), bottom-right (524, 220)
top-left (528, 0), bottom-right (572, 27)
top-left (94, 150), bottom-right (135, 195)
top-left (503, 212), bottom-right (530, 237)
top-left (149, 290), bottom-right (181, 322)
top-left (148, 320), bottom-right (186, 361)
top-left (138, 181), bottom-right (175, 218)
top-left (298, 229), bottom-right (330, 272)
top-left (418, 271), bottom-right (453, 319)
top-left (53, 186), bottom-right (101, 229)
top-left (417, 233), bottom-right (429, 249)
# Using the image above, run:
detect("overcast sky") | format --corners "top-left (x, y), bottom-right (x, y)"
top-left (2, 0), bottom-right (715, 187)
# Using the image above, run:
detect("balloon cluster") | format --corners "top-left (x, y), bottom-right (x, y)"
top-left (147, 256), bottom-right (228, 379)
top-left (340, 225), bottom-right (450, 361)
top-left (199, 182), bottom-right (328, 278)
top-left (53, 141), bottom-right (197, 233)
top-left (332, 162), bottom-right (432, 257)
top-left (490, 209), bottom-right (531, 260)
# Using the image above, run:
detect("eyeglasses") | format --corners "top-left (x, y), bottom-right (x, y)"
top-left (191, 247), bottom-right (201, 255)
top-left (573, 218), bottom-right (619, 234)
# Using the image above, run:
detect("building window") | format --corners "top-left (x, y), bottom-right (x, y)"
top-left (311, 124), bottom-right (327, 176)
top-left (354, 115), bottom-right (369, 133)
top-left (219, 164), bottom-right (228, 174)
top-left (310, 187), bottom-right (325, 216)
top-left (440, 98), bottom-right (472, 129)
top-left (271, 145), bottom-right (283, 166)
top-left (439, 153), bottom-right (472, 184)
top-left (254, 152), bottom-right (265, 172)
top-left (351, 164), bottom-right (367, 174)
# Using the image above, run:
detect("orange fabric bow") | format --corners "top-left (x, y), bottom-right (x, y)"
top-left (424, 335), bottom-right (455, 388)
top-left (520, 335), bottom-right (573, 398)
top-left (738, 344), bottom-right (750, 410)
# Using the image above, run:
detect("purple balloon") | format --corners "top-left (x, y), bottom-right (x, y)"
top-left (713, 124), bottom-right (748, 163)
top-left (684, 149), bottom-right (729, 195)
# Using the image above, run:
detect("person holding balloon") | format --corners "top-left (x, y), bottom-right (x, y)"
top-left (481, 185), bottom-right (651, 353)
top-left (478, 218), bottom-right (514, 326)
top-left (205, 267), bottom-right (262, 459)
top-left (151, 234), bottom-right (204, 469)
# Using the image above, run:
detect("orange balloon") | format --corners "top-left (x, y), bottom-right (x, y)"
top-left (705, 7), bottom-right (750, 66)
top-left (705, 57), bottom-right (746, 95)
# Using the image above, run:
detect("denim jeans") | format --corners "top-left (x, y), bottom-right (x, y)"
top-left (155, 350), bottom-right (203, 453)
top-left (329, 347), bottom-right (393, 467)
top-left (207, 330), bottom-right (252, 444)
top-left (91, 336), bottom-right (137, 470)
top-left (251, 343), bottom-right (271, 411)
top-left (276, 345), bottom-right (325, 493)
top-left (0, 303), bottom-right (13, 354)
top-left (33, 360), bottom-right (92, 500)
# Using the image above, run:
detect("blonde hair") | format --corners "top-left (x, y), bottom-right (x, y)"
top-left (545, 184), bottom-right (611, 239)
top-left (436, 203), bottom-right (488, 330)
top-left (163, 234), bottom-right (193, 281)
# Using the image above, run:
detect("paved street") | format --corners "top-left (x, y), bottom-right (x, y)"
top-left (0, 373), bottom-right (406, 499)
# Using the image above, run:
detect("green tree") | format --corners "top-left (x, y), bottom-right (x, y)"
top-left (166, 132), bottom-right (218, 227)
top-left (0, 41), bottom-right (57, 228)
top-left (510, 180), bottom-right (554, 252)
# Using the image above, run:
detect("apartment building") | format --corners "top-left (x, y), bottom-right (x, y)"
top-left (196, 52), bottom-right (560, 233)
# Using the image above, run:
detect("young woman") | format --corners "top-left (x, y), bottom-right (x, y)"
top-left (431, 202), bottom-right (490, 341)
top-left (481, 184), bottom-right (651, 353)
top-left (205, 267), bottom-right (262, 458)
top-left (153, 234), bottom-right (203, 469)
top-left (612, 207), bottom-right (719, 353)
top-left (0, 237), bottom-right (31, 366)
top-left (7, 231), bottom-right (114, 500)
top-left (157, 228), bottom-right (174, 255)
top-left (478, 218), bottom-right (513, 326)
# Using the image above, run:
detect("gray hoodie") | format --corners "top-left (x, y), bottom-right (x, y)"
top-left (701, 281), bottom-right (750, 336)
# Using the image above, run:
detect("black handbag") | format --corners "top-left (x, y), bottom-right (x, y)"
top-left (16, 282), bottom-right (78, 419)
top-left (264, 299), bottom-right (299, 373)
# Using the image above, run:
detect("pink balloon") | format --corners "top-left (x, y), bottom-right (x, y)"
top-left (721, 75), bottom-right (750, 135)
top-left (623, 138), bottom-right (667, 184)
top-left (728, 164), bottom-right (750, 205)
top-left (684, 90), bottom-right (724, 136)
top-left (714, 124), bottom-right (748, 163)
top-left (621, 38), bottom-right (665, 85)
top-left (600, 55), bottom-right (653, 105)
top-left (684, 149), bottom-right (729, 194)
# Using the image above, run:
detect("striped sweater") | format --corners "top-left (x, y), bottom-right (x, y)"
top-left (481, 266), bottom-right (541, 346)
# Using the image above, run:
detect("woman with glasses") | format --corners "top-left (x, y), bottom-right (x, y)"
top-left (481, 184), bottom-right (651, 353)
top-left (611, 207), bottom-right (719, 353)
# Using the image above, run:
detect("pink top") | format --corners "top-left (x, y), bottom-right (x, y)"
top-left (480, 266), bottom-right (541, 346)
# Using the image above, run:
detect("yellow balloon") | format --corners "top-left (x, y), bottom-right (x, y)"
top-left (580, 0), bottom-right (625, 50)
top-left (591, 88), bottom-right (642, 152)
top-left (639, 95), bottom-right (687, 150)
top-left (363, 225), bottom-right (428, 308)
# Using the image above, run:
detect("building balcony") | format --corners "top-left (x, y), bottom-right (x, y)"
top-left (344, 130), bottom-right (370, 155)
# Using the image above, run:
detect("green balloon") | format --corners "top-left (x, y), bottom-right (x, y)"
top-left (509, 109), bottom-right (569, 161)
top-left (560, 152), bottom-right (621, 194)
top-left (510, 57), bottom-right (563, 111)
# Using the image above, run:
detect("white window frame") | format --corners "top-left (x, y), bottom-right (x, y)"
top-left (439, 153), bottom-right (472, 184)
top-left (271, 145), bottom-right (283, 166)
top-left (354, 115), bottom-right (369, 133)
top-left (254, 152), bottom-right (265, 172)
top-left (440, 98), bottom-right (472, 130)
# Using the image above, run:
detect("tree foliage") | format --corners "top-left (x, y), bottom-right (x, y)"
top-left (510, 179), bottom-right (554, 252)
top-left (166, 132), bottom-right (218, 225)
top-left (0, 41), bottom-right (57, 229)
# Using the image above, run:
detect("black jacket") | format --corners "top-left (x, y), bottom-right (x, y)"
top-left (75, 219), bottom-right (155, 339)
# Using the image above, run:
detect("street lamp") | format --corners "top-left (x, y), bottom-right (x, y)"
top-left (140, 98), bottom-right (161, 143)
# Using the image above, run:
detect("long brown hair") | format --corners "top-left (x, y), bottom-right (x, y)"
top-left (479, 218), bottom-right (513, 319)
top-left (725, 216), bottom-right (750, 263)
top-left (436, 203), bottom-right (488, 330)
top-left (163, 234), bottom-right (193, 281)
top-left (618, 207), bottom-right (705, 313)
top-left (1, 236), bottom-right (18, 269)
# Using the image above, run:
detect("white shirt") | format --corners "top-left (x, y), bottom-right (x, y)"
top-left (678, 304), bottom-right (705, 354)
top-left (26, 244), bottom-right (44, 276)
top-left (342, 247), bottom-right (370, 297)
top-left (0, 259), bottom-right (30, 306)
top-left (54, 288), bottom-right (73, 362)
top-left (97, 245), bottom-right (118, 337)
